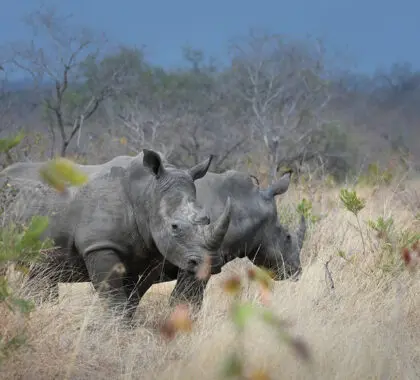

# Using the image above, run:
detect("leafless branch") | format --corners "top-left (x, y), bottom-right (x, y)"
top-left (324, 257), bottom-right (335, 290)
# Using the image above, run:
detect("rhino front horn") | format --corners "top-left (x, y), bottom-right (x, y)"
top-left (205, 196), bottom-right (232, 250)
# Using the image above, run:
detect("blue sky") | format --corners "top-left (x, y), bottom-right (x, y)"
top-left (1, 0), bottom-right (419, 75)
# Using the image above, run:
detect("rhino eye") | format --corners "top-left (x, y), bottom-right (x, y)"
top-left (286, 234), bottom-right (291, 241)
top-left (171, 224), bottom-right (179, 231)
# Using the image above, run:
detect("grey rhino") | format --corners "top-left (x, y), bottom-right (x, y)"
top-left (1, 152), bottom-right (306, 310)
top-left (0, 149), bottom-right (232, 320)
top-left (157, 169), bottom-right (307, 307)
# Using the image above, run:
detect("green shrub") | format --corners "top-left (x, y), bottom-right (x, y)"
top-left (0, 216), bottom-right (52, 365)
top-left (367, 216), bottom-right (420, 274)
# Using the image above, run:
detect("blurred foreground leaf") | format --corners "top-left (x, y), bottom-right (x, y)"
top-left (247, 267), bottom-right (274, 290)
top-left (222, 275), bottom-right (242, 295)
top-left (248, 368), bottom-right (271, 380)
top-left (19, 216), bottom-right (49, 248)
top-left (231, 302), bottom-right (257, 331)
top-left (39, 157), bottom-right (88, 192)
top-left (221, 351), bottom-right (243, 378)
top-left (0, 132), bottom-right (25, 154)
top-left (159, 303), bottom-right (193, 341)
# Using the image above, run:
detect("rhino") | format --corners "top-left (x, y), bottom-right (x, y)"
top-left (0, 149), bottom-right (232, 320)
top-left (1, 152), bottom-right (306, 311)
top-left (158, 169), bottom-right (307, 307)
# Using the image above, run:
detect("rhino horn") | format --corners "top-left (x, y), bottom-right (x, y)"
top-left (297, 214), bottom-right (307, 251)
top-left (260, 170), bottom-right (292, 200)
top-left (188, 155), bottom-right (214, 181)
top-left (205, 196), bottom-right (232, 250)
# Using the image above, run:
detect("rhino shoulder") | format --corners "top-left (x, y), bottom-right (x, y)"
top-left (69, 169), bottom-right (139, 254)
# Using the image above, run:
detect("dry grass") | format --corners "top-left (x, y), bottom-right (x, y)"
top-left (2, 179), bottom-right (420, 380)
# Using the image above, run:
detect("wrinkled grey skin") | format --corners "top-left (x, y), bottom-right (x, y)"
top-left (157, 169), bottom-right (307, 308)
top-left (1, 149), bottom-right (232, 320)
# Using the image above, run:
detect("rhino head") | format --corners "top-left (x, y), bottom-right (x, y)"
top-left (252, 171), bottom-right (307, 281)
top-left (128, 149), bottom-right (232, 277)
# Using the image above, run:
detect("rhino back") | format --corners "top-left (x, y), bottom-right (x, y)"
top-left (0, 177), bottom-right (75, 245)
top-left (0, 162), bottom-right (44, 182)
top-left (0, 154), bottom-right (140, 184)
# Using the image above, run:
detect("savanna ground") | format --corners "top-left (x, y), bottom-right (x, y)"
top-left (1, 174), bottom-right (420, 380)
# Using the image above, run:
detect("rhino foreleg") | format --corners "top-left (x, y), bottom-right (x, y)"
top-left (169, 269), bottom-right (209, 312)
top-left (122, 265), bottom-right (162, 321)
top-left (84, 249), bottom-right (134, 319)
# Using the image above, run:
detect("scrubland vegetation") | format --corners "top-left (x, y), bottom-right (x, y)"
top-left (1, 5), bottom-right (420, 380)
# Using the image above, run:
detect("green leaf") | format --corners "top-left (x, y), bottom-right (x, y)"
top-left (297, 198), bottom-right (312, 218)
top-left (22, 216), bottom-right (49, 241)
top-left (221, 352), bottom-right (243, 378)
top-left (17, 216), bottom-right (50, 255)
top-left (0, 332), bottom-right (27, 364)
top-left (230, 302), bottom-right (257, 331)
top-left (339, 189), bottom-right (365, 215)
top-left (10, 297), bottom-right (34, 315)
top-left (0, 132), bottom-right (25, 153)
top-left (39, 158), bottom-right (88, 192)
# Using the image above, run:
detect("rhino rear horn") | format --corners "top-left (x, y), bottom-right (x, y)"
top-left (260, 170), bottom-right (292, 200)
top-left (205, 196), bottom-right (232, 250)
top-left (297, 214), bottom-right (307, 251)
top-left (188, 155), bottom-right (214, 181)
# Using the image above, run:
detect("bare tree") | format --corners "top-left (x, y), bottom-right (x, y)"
top-left (116, 98), bottom-right (175, 158)
top-left (227, 30), bottom-right (332, 178)
top-left (5, 6), bottom-right (120, 157)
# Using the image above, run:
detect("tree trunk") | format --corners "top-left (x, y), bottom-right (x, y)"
top-left (60, 140), bottom-right (69, 157)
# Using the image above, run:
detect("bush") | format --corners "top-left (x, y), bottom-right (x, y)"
top-left (0, 216), bottom-right (53, 364)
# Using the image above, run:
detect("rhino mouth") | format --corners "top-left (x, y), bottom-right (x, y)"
top-left (185, 252), bottom-right (225, 276)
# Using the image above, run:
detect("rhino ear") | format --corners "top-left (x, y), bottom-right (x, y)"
top-left (143, 149), bottom-right (165, 178)
top-left (260, 170), bottom-right (292, 200)
top-left (188, 155), bottom-right (213, 181)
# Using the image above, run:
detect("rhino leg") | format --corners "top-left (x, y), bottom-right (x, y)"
top-left (84, 249), bottom-right (133, 319)
top-left (121, 275), bottom-right (142, 322)
top-left (122, 266), bottom-right (162, 322)
top-left (169, 269), bottom-right (209, 312)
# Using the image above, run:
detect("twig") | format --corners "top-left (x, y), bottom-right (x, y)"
top-left (324, 257), bottom-right (334, 290)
